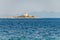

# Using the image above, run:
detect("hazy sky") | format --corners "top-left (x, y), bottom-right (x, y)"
top-left (0, 0), bottom-right (60, 18)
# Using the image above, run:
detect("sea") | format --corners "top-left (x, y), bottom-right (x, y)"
top-left (0, 18), bottom-right (60, 40)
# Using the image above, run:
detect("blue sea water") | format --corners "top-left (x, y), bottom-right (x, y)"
top-left (0, 18), bottom-right (60, 40)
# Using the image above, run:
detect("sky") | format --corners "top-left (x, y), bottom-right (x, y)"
top-left (0, 0), bottom-right (60, 18)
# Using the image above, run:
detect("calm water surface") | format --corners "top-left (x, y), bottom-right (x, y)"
top-left (0, 18), bottom-right (60, 40)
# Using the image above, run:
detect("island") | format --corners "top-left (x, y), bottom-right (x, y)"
top-left (13, 11), bottom-right (35, 18)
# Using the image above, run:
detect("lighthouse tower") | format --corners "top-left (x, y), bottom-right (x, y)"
top-left (24, 11), bottom-right (28, 16)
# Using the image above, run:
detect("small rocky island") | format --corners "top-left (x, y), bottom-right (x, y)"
top-left (13, 12), bottom-right (35, 18)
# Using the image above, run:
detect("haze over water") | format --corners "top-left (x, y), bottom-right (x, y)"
top-left (0, 0), bottom-right (60, 18)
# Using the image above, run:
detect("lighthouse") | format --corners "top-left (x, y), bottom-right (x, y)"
top-left (24, 11), bottom-right (28, 16)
